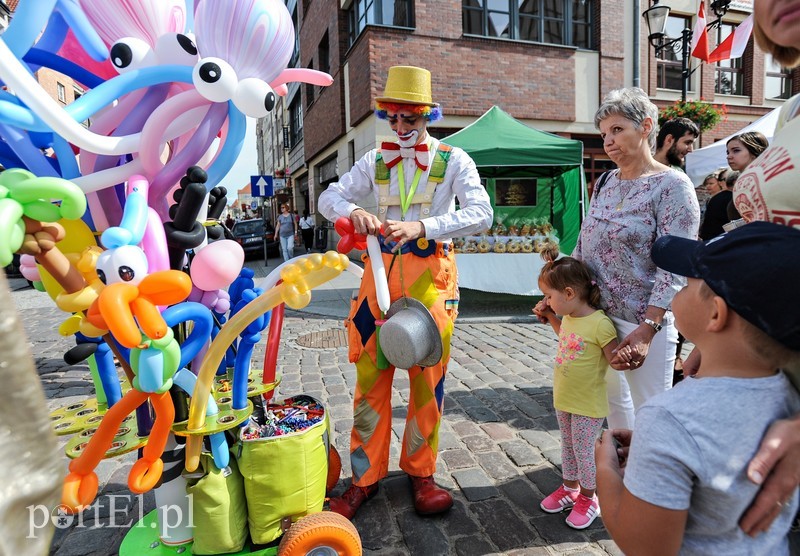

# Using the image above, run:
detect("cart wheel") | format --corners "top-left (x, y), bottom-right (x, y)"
top-left (277, 511), bottom-right (361, 556)
top-left (326, 445), bottom-right (342, 493)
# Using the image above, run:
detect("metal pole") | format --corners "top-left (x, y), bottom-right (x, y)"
top-left (681, 27), bottom-right (690, 102)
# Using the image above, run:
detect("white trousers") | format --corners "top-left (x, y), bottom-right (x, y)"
top-left (605, 314), bottom-right (678, 429)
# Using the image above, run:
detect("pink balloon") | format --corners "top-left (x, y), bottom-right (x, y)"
top-left (142, 208), bottom-right (170, 273)
top-left (19, 254), bottom-right (41, 282)
top-left (190, 240), bottom-right (244, 291)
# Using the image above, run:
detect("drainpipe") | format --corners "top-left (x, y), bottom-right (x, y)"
top-left (633, 0), bottom-right (641, 88)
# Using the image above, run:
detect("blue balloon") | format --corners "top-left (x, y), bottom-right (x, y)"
top-left (206, 101), bottom-right (245, 190)
top-left (0, 122), bottom-right (58, 176)
top-left (51, 133), bottom-right (80, 179)
top-left (162, 302), bottom-right (214, 370)
top-left (3, 0), bottom-right (106, 61)
top-left (24, 48), bottom-right (106, 89)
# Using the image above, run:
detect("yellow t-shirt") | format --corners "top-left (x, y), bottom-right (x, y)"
top-left (553, 310), bottom-right (618, 418)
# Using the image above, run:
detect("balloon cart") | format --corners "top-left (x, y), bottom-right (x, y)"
top-left (50, 252), bottom-right (363, 556)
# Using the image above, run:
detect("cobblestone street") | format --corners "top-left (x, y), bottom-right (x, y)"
top-left (10, 272), bottom-right (622, 555)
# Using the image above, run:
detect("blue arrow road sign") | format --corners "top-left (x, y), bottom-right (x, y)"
top-left (250, 175), bottom-right (274, 197)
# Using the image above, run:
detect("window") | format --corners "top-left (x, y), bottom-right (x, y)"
top-left (463, 0), bottom-right (593, 49)
top-left (289, 96), bottom-right (303, 147)
top-left (347, 0), bottom-right (413, 46)
top-left (715, 23), bottom-right (744, 95)
top-left (57, 82), bottom-right (66, 103)
top-left (74, 87), bottom-right (90, 127)
top-left (290, 4), bottom-right (300, 67)
top-left (305, 63), bottom-right (315, 105)
top-left (318, 32), bottom-right (330, 76)
top-left (656, 15), bottom-right (688, 91)
top-left (765, 55), bottom-right (791, 100)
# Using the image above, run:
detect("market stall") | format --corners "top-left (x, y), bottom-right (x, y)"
top-left (444, 106), bottom-right (586, 295)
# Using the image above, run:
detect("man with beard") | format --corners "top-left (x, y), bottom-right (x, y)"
top-left (654, 118), bottom-right (699, 170)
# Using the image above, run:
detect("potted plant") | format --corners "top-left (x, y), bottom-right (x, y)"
top-left (659, 99), bottom-right (728, 133)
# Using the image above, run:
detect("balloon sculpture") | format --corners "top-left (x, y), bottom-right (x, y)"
top-left (0, 1), bottom-right (366, 553)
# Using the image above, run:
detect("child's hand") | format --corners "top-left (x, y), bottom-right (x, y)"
top-left (610, 345), bottom-right (634, 370)
top-left (595, 429), bottom-right (631, 475)
top-left (533, 299), bottom-right (554, 323)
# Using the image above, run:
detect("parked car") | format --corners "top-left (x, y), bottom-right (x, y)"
top-left (231, 218), bottom-right (280, 259)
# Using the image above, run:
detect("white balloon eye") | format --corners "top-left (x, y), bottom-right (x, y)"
top-left (155, 32), bottom-right (198, 67)
top-left (110, 37), bottom-right (156, 74)
top-left (192, 57), bottom-right (238, 103)
top-left (95, 246), bottom-right (148, 286)
top-left (233, 78), bottom-right (277, 118)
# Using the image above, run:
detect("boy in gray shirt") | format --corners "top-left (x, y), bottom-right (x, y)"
top-left (596, 222), bottom-right (800, 555)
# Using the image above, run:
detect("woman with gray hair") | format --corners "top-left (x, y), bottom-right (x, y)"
top-left (571, 87), bottom-right (700, 429)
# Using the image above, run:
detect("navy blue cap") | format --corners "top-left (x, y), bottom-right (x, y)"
top-left (651, 221), bottom-right (800, 351)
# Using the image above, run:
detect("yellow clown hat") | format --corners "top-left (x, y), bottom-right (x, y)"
top-left (375, 66), bottom-right (437, 107)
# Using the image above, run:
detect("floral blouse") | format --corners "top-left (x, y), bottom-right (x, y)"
top-left (573, 169), bottom-right (700, 323)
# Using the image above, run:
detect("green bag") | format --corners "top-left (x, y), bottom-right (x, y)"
top-left (238, 397), bottom-right (330, 545)
top-left (185, 453), bottom-right (248, 555)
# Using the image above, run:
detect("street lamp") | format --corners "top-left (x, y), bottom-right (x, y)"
top-left (643, 0), bottom-right (731, 101)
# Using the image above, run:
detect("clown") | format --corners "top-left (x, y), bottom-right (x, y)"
top-left (319, 66), bottom-right (492, 519)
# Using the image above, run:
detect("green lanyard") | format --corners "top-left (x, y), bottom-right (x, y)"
top-left (396, 161), bottom-right (424, 219)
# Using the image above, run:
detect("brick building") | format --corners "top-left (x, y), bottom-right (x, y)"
top-left (256, 0), bottom-right (798, 235)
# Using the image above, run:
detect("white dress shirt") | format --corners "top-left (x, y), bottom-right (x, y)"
top-left (318, 137), bottom-right (492, 242)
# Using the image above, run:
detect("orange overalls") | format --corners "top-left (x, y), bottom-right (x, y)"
top-left (344, 145), bottom-right (458, 486)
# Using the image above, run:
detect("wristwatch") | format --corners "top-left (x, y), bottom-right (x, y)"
top-left (642, 318), bottom-right (663, 333)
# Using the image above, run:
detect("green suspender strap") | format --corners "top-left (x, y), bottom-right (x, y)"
top-left (376, 143), bottom-right (452, 222)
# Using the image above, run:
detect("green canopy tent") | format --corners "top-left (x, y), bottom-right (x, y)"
top-left (444, 106), bottom-right (586, 253)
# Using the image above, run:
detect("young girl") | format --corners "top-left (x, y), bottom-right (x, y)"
top-left (725, 131), bottom-right (768, 172)
top-left (533, 244), bottom-right (627, 529)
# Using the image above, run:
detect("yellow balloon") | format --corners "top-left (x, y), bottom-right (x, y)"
top-left (37, 219), bottom-right (97, 303)
top-left (184, 251), bottom-right (348, 472)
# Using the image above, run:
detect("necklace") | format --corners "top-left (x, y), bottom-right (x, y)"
top-left (613, 176), bottom-right (638, 211)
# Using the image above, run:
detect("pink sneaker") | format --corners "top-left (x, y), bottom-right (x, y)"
top-left (539, 484), bottom-right (580, 513)
top-left (565, 493), bottom-right (600, 529)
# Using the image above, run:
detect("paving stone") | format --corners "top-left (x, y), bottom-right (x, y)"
top-left (476, 451), bottom-right (519, 480)
top-left (462, 404), bottom-right (501, 423)
top-left (455, 535), bottom-right (498, 556)
top-left (441, 448), bottom-right (477, 470)
top-left (500, 439), bottom-right (545, 467)
top-left (469, 498), bottom-right (536, 551)
top-left (462, 435), bottom-right (496, 453)
top-left (443, 498), bottom-right (478, 537)
top-left (500, 477), bottom-right (540, 513)
top-left (353, 492), bottom-right (400, 551)
top-left (451, 468), bottom-right (499, 502)
top-left (480, 422), bottom-right (516, 441)
top-left (397, 511), bottom-right (451, 556)
top-left (519, 429), bottom-right (560, 452)
top-left (437, 429), bottom-right (461, 451)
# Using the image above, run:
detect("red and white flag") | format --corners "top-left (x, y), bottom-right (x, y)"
top-left (690, 2), bottom-right (709, 61)
top-left (708, 14), bottom-right (754, 63)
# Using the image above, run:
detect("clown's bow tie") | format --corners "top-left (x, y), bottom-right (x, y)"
top-left (381, 142), bottom-right (430, 171)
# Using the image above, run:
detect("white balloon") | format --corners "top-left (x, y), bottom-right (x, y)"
top-left (366, 235), bottom-right (391, 313)
top-left (192, 57), bottom-right (237, 103)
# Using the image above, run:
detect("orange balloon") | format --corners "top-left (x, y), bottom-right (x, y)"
top-left (96, 283), bottom-right (141, 348)
top-left (138, 270), bottom-right (193, 305)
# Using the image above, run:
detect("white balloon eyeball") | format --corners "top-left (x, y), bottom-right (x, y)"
top-left (155, 32), bottom-right (198, 66)
top-left (96, 246), bottom-right (148, 286)
top-left (192, 57), bottom-right (238, 103)
top-left (233, 78), bottom-right (276, 118)
top-left (110, 37), bottom-right (156, 73)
